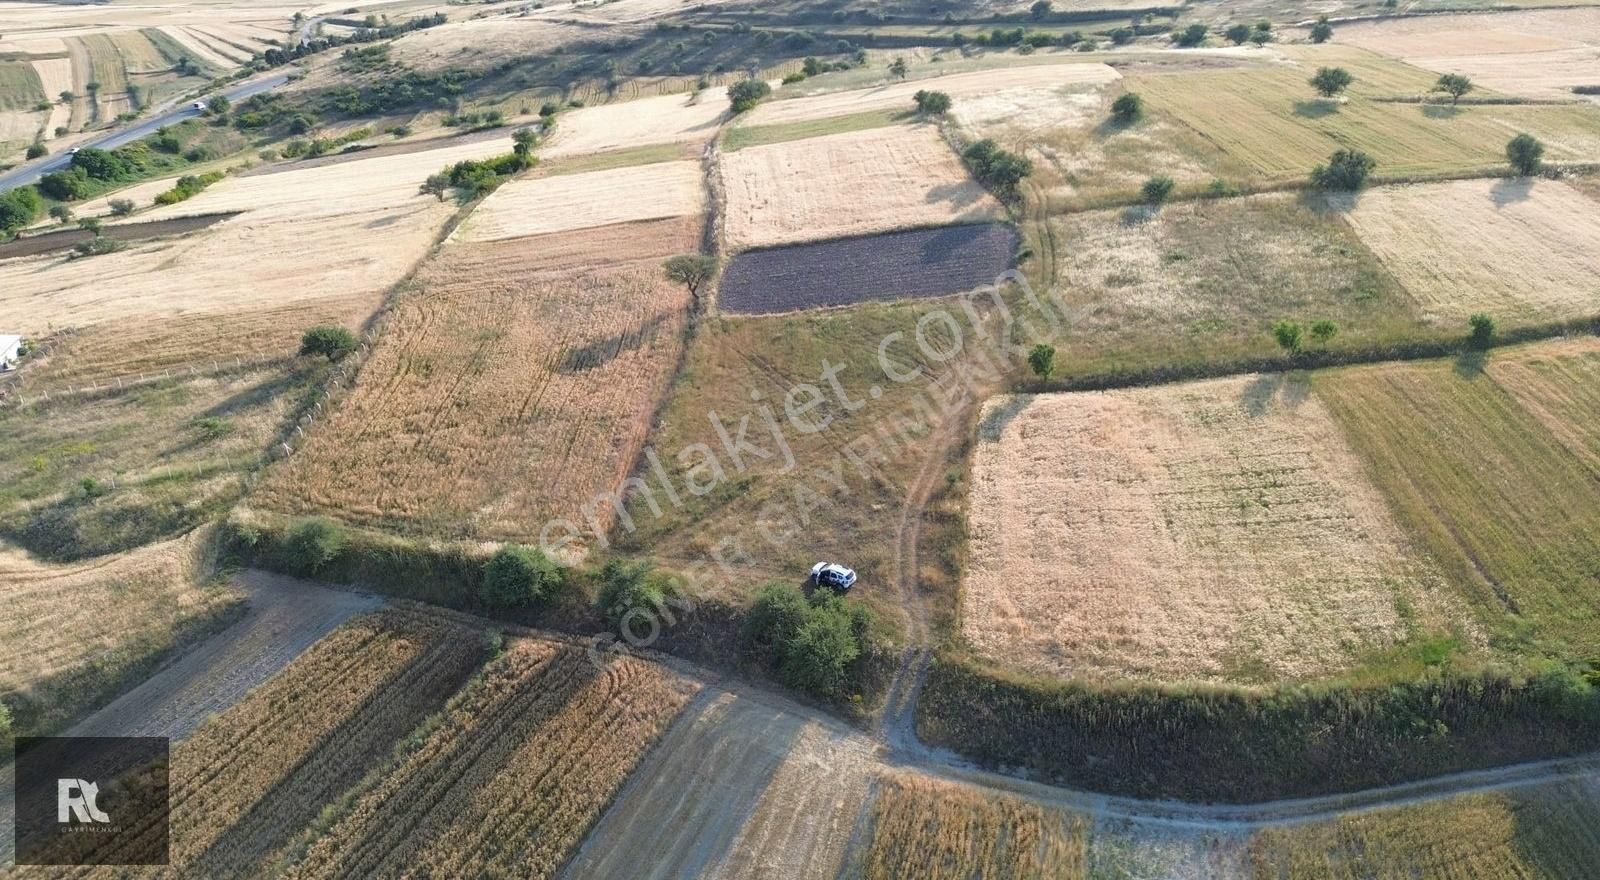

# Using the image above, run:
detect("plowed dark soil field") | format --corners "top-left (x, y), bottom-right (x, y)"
top-left (718, 222), bottom-right (1018, 315)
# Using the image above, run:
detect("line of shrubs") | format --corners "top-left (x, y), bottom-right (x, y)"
top-left (919, 652), bottom-right (1600, 802)
top-left (155, 171), bottom-right (225, 205)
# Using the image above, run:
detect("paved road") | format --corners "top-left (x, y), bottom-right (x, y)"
top-left (0, 73), bottom-right (291, 194)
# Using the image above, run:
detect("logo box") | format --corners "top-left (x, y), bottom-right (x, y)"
top-left (13, 736), bottom-right (170, 866)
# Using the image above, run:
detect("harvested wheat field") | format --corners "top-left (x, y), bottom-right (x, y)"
top-left (1340, 8), bottom-right (1600, 100)
top-left (289, 638), bottom-right (699, 880)
top-left (454, 159), bottom-right (704, 242)
top-left (389, 17), bottom-right (602, 70)
top-left (720, 124), bottom-right (1001, 251)
top-left (541, 88), bottom-right (729, 158)
top-left (963, 376), bottom-right (1469, 685)
top-left (744, 63), bottom-right (1120, 127)
top-left (55, 608), bottom-right (490, 875)
top-left (563, 689), bottom-right (875, 880)
top-left (1247, 779), bottom-right (1600, 878)
top-left (0, 530), bottom-right (237, 734)
top-left (1484, 337), bottom-right (1600, 472)
top-left (252, 219), bottom-right (697, 546)
top-left (850, 772), bottom-right (1087, 880)
top-left (1341, 179), bottom-right (1600, 323)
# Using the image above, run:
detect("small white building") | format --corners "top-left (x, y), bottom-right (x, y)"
top-left (0, 335), bottom-right (22, 371)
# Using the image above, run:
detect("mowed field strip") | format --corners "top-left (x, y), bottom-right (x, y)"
top-left (720, 124), bottom-right (1001, 251)
top-left (962, 376), bottom-right (1470, 685)
top-left (454, 159), bottom-right (704, 242)
top-left (541, 87), bottom-right (729, 158)
top-left (1339, 7), bottom-right (1600, 101)
top-left (742, 62), bottom-right (1120, 126)
top-left (1340, 178), bottom-right (1600, 323)
top-left (252, 218), bottom-right (698, 545)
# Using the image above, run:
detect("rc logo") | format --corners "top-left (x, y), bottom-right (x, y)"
top-left (58, 779), bottom-right (112, 824)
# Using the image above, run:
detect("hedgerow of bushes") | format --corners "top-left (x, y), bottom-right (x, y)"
top-left (918, 652), bottom-right (1600, 803)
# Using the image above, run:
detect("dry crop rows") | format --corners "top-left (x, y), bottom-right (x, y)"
top-left (454, 160), bottom-right (704, 243)
top-left (1342, 179), bottom-right (1600, 324)
top-left (288, 639), bottom-right (699, 880)
top-left (962, 375), bottom-right (1468, 685)
top-left (719, 124), bottom-right (1002, 252)
top-left (32, 608), bottom-right (487, 877)
top-left (253, 221), bottom-right (696, 545)
top-left (852, 773), bottom-right (1087, 879)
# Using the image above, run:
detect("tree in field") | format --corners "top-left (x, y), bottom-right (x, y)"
top-left (480, 545), bottom-right (564, 609)
top-left (300, 325), bottom-right (358, 361)
top-left (420, 172), bottom-right (450, 201)
top-left (1468, 313), bottom-right (1495, 348)
top-left (1251, 20), bottom-right (1273, 45)
top-left (1030, 0), bottom-right (1052, 19)
top-left (888, 56), bottom-right (909, 80)
top-left (1273, 320), bottom-right (1304, 355)
top-left (1310, 148), bottom-right (1376, 191)
top-left (1110, 92), bottom-right (1143, 123)
top-left (728, 77), bottom-right (772, 113)
top-left (1310, 319), bottom-right (1339, 345)
top-left (1225, 23), bottom-right (1251, 45)
top-left (962, 138), bottom-right (1033, 197)
top-left (1142, 175), bottom-right (1175, 204)
top-left (49, 204), bottom-right (73, 225)
top-left (1434, 73), bottom-right (1473, 105)
top-left (1028, 343), bottom-right (1055, 382)
top-left (664, 254), bottom-right (717, 307)
top-left (1173, 23), bottom-right (1207, 47)
top-left (1310, 16), bottom-right (1334, 43)
top-left (1309, 66), bottom-right (1353, 98)
top-left (1506, 133), bottom-right (1544, 176)
top-left (913, 89), bottom-right (952, 115)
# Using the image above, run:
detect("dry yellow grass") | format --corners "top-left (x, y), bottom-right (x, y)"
top-left (252, 219), bottom-right (697, 546)
top-left (857, 772), bottom-right (1087, 879)
top-left (744, 62), bottom-right (1120, 126)
top-left (720, 123), bottom-right (1001, 251)
top-left (453, 159), bottom-right (704, 242)
top-left (0, 530), bottom-right (233, 706)
top-left (1341, 179), bottom-right (1600, 323)
top-left (962, 376), bottom-right (1469, 685)
top-left (1340, 8), bottom-right (1600, 100)
top-left (288, 638), bottom-right (699, 880)
top-left (388, 17), bottom-right (605, 71)
top-left (541, 88), bottom-right (730, 158)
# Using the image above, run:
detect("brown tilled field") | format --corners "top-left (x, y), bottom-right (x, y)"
top-left (1342, 179), bottom-right (1600, 323)
top-left (55, 608), bottom-right (488, 875)
top-left (719, 124), bottom-right (1001, 252)
top-left (962, 376), bottom-right (1470, 685)
top-left (288, 638), bottom-right (699, 880)
top-left (251, 219), bottom-right (697, 546)
top-left (853, 772), bottom-right (1087, 879)
top-left (453, 159), bottom-right (705, 242)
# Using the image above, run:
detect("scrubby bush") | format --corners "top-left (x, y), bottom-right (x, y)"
top-left (1273, 320), bottom-right (1304, 354)
top-left (913, 89), bottom-right (951, 115)
top-left (1310, 148), bottom-right (1375, 191)
top-left (1110, 92), bottom-right (1143, 123)
top-left (480, 545), bottom-right (564, 609)
top-left (68, 237), bottom-right (125, 259)
top-left (49, 204), bottom-right (74, 225)
top-left (1028, 343), bottom-right (1055, 382)
top-left (300, 325), bottom-right (358, 360)
top-left (108, 198), bottom-right (135, 216)
top-left (728, 78), bottom-right (772, 113)
top-left (1173, 23), bottom-right (1207, 47)
top-left (1142, 175), bottom-right (1175, 204)
top-left (39, 168), bottom-right (92, 200)
top-left (1310, 16), bottom-right (1333, 43)
top-left (743, 583), bottom-right (873, 701)
top-left (1468, 313), bottom-right (1495, 348)
top-left (595, 559), bottom-right (680, 631)
top-left (154, 171), bottom-right (224, 205)
top-left (961, 138), bottom-right (1033, 197)
top-left (25, 142), bottom-right (46, 159)
top-left (1310, 319), bottom-right (1339, 345)
top-left (1225, 23), bottom-right (1251, 45)
top-left (283, 517), bottom-right (346, 576)
top-left (0, 186), bottom-right (43, 232)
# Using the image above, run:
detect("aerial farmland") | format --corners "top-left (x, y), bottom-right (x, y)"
top-left (3, 0), bottom-right (1600, 875)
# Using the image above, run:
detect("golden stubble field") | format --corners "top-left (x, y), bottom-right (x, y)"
top-left (719, 124), bottom-right (1001, 251)
top-left (962, 375), bottom-right (1472, 685)
top-left (453, 159), bottom-right (705, 242)
top-left (743, 62), bottom-right (1121, 126)
top-left (1341, 178), bottom-right (1600, 323)
top-left (1339, 7), bottom-right (1600, 101)
top-left (541, 88), bottom-right (730, 158)
top-left (251, 217), bottom-right (699, 546)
